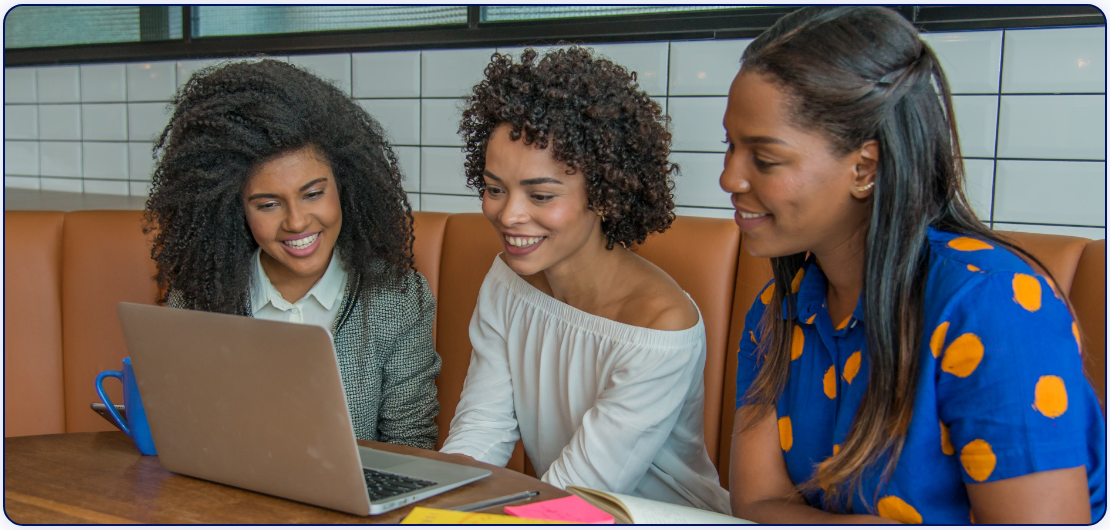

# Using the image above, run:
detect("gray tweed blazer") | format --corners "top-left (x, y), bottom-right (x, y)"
top-left (167, 268), bottom-right (442, 449)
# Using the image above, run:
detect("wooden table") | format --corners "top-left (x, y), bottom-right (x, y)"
top-left (5, 432), bottom-right (566, 523)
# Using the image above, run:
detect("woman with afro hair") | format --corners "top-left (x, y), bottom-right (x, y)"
top-left (440, 47), bottom-right (731, 513)
top-left (144, 59), bottom-right (441, 449)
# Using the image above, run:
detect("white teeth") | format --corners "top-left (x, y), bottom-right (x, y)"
top-left (738, 211), bottom-right (769, 219)
top-left (284, 233), bottom-right (319, 250)
top-left (506, 235), bottom-right (545, 248)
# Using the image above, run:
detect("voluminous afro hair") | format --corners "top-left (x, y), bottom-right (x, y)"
top-left (460, 46), bottom-right (677, 249)
top-left (144, 58), bottom-right (416, 315)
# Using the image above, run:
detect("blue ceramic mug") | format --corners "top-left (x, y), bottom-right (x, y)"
top-left (95, 357), bottom-right (156, 455)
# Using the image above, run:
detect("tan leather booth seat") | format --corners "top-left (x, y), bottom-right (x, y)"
top-left (4, 209), bottom-right (1105, 492)
top-left (4, 211), bottom-right (67, 437)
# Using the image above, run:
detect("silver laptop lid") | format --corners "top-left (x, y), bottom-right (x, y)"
top-left (117, 302), bottom-right (371, 515)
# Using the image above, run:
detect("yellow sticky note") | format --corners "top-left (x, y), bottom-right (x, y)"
top-left (400, 507), bottom-right (566, 524)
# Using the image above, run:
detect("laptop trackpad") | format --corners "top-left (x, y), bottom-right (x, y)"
top-left (357, 446), bottom-right (417, 470)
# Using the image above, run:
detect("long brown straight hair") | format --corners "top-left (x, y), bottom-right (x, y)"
top-left (738, 6), bottom-right (1072, 512)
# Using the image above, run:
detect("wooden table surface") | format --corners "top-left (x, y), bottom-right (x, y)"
top-left (4, 431), bottom-right (567, 524)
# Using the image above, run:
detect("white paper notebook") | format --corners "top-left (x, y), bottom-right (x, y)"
top-left (566, 486), bottom-right (754, 525)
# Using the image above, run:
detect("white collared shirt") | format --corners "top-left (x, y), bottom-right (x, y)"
top-left (249, 247), bottom-right (348, 331)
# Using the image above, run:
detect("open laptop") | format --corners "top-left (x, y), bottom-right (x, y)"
top-left (117, 302), bottom-right (490, 516)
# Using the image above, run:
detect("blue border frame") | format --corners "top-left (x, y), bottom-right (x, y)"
top-left (0, 1), bottom-right (1105, 528)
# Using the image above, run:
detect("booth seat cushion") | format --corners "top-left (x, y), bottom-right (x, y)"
top-left (4, 211), bottom-right (67, 437)
top-left (61, 211), bottom-right (159, 433)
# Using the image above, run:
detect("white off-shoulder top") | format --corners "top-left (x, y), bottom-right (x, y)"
top-left (440, 256), bottom-right (731, 513)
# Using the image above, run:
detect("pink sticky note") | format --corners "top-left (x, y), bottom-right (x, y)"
top-left (505, 495), bottom-right (615, 524)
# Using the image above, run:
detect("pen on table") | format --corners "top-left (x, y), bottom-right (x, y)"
top-left (446, 490), bottom-right (541, 512)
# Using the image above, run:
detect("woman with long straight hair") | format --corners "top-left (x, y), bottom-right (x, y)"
top-left (723, 6), bottom-right (1104, 524)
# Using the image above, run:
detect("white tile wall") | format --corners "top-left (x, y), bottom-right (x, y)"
top-left (421, 193), bottom-right (482, 214)
top-left (993, 160), bottom-right (1105, 226)
top-left (406, 192), bottom-right (421, 212)
top-left (81, 64), bottom-right (127, 102)
top-left (128, 142), bottom-right (156, 181)
top-left (669, 39), bottom-right (750, 96)
top-left (668, 97), bottom-right (728, 152)
top-left (83, 179), bottom-right (130, 195)
top-left (40, 177), bottom-right (82, 193)
top-left (39, 141), bottom-right (82, 177)
top-left (394, 145), bottom-right (420, 193)
top-left (129, 181), bottom-right (153, 197)
top-left (993, 223), bottom-right (1106, 240)
top-left (5, 27), bottom-right (1105, 239)
top-left (5, 141), bottom-right (39, 175)
top-left (176, 58), bottom-right (222, 89)
top-left (421, 48), bottom-right (495, 98)
top-left (921, 31), bottom-right (1003, 94)
top-left (997, 95), bottom-right (1105, 160)
top-left (36, 66), bottom-right (80, 103)
top-left (127, 61), bottom-right (177, 102)
top-left (421, 147), bottom-right (469, 195)
top-left (675, 206), bottom-right (734, 219)
top-left (5, 67), bottom-right (37, 103)
top-left (671, 152), bottom-right (731, 209)
top-left (81, 104), bottom-right (128, 141)
top-left (38, 104), bottom-right (80, 140)
top-left (421, 99), bottom-right (465, 146)
top-left (352, 51), bottom-right (421, 98)
top-left (1002, 27), bottom-right (1105, 94)
top-left (82, 141), bottom-right (128, 179)
top-left (358, 99), bottom-right (420, 145)
top-left (289, 54), bottom-right (352, 96)
top-left (590, 42), bottom-right (669, 96)
top-left (6, 176), bottom-right (39, 189)
top-left (951, 96), bottom-right (998, 158)
top-left (963, 159), bottom-right (995, 221)
top-left (127, 102), bottom-right (173, 142)
top-left (5, 105), bottom-right (38, 139)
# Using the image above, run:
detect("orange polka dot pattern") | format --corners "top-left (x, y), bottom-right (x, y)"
top-left (878, 496), bottom-right (923, 524)
top-left (760, 283), bottom-right (774, 305)
top-left (940, 422), bottom-right (955, 456)
top-left (1012, 273), bottom-right (1042, 312)
top-left (791, 268), bottom-right (805, 294)
top-left (941, 333), bottom-right (984, 378)
top-left (791, 325), bottom-right (804, 360)
top-left (1033, 375), bottom-right (1068, 418)
top-left (930, 321), bottom-right (949, 358)
top-left (960, 439), bottom-right (997, 482)
top-left (947, 237), bottom-right (993, 251)
top-left (778, 416), bottom-right (793, 452)
top-left (843, 351), bottom-right (861, 384)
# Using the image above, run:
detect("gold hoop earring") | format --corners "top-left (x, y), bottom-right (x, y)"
top-left (854, 182), bottom-right (875, 193)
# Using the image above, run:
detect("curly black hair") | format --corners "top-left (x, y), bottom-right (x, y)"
top-left (459, 46), bottom-right (677, 250)
top-left (143, 58), bottom-right (416, 315)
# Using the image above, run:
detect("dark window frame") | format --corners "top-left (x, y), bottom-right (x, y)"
top-left (4, 5), bottom-right (1105, 67)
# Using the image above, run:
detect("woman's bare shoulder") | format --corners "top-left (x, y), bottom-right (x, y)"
top-left (615, 254), bottom-right (699, 332)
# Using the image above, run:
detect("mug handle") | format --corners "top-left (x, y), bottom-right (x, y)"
top-left (95, 371), bottom-right (130, 437)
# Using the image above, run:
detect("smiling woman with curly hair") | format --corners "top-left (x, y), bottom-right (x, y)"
top-left (440, 47), bottom-right (731, 513)
top-left (143, 58), bottom-right (441, 449)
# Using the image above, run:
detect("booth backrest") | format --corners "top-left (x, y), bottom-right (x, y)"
top-left (61, 210), bottom-right (160, 433)
top-left (4, 209), bottom-right (1104, 491)
top-left (4, 211), bottom-right (67, 436)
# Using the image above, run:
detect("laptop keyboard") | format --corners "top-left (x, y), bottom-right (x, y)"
top-left (363, 469), bottom-right (438, 501)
